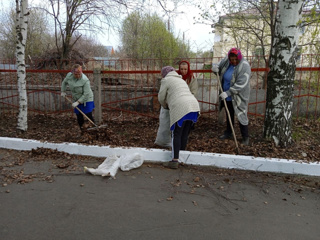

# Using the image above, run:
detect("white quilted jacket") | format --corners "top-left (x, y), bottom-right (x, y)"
top-left (158, 71), bottom-right (200, 127)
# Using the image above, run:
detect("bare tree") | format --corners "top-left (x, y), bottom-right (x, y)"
top-left (74, 36), bottom-right (111, 58)
top-left (0, 7), bottom-right (52, 59)
top-left (200, 0), bottom-right (320, 60)
top-left (201, 1), bottom-right (278, 65)
top-left (15, 0), bottom-right (29, 131)
top-left (36, 0), bottom-right (128, 69)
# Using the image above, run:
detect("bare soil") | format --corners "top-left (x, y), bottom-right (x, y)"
top-left (0, 113), bottom-right (319, 163)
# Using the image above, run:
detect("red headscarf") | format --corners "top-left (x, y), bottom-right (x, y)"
top-left (177, 60), bottom-right (194, 85)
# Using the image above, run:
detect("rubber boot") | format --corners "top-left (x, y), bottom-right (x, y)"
top-left (241, 137), bottom-right (249, 146)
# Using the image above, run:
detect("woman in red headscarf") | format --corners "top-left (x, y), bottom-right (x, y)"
top-left (177, 60), bottom-right (198, 97)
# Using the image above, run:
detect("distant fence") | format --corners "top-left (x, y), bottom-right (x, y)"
top-left (0, 56), bottom-right (319, 121)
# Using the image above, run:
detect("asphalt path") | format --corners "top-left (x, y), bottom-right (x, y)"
top-left (0, 149), bottom-right (320, 240)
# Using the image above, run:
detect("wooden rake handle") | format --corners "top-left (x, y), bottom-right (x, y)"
top-left (64, 96), bottom-right (97, 127)
top-left (216, 74), bottom-right (240, 154)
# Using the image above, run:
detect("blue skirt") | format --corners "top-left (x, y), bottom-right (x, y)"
top-left (170, 112), bottom-right (199, 131)
top-left (74, 101), bottom-right (95, 114)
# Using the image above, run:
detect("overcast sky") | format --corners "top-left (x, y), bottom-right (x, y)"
top-left (100, 8), bottom-right (213, 52)
top-left (93, 2), bottom-right (214, 52)
top-left (2, 0), bottom-right (214, 53)
top-left (174, 5), bottom-right (214, 52)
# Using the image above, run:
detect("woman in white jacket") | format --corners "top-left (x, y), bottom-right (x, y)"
top-left (158, 66), bottom-right (200, 169)
top-left (154, 61), bottom-right (198, 148)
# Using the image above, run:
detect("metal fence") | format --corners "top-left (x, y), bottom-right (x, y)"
top-left (0, 56), bottom-right (319, 121)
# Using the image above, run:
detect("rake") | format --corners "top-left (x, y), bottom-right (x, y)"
top-left (216, 74), bottom-right (240, 154)
top-left (64, 96), bottom-right (108, 131)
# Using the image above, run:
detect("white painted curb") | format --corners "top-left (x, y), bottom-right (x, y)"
top-left (0, 137), bottom-right (319, 176)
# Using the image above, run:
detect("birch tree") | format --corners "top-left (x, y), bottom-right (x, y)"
top-left (263, 0), bottom-right (304, 147)
top-left (16, 0), bottom-right (29, 131)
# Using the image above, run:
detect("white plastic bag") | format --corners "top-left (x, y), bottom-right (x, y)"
top-left (120, 153), bottom-right (144, 171)
top-left (84, 155), bottom-right (120, 178)
top-left (154, 107), bottom-right (171, 148)
top-left (84, 153), bottom-right (144, 178)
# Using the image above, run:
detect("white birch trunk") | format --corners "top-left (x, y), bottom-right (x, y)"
top-left (263, 0), bottom-right (303, 147)
top-left (16, 0), bottom-right (29, 131)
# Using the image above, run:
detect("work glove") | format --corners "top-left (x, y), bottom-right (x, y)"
top-left (72, 101), bottom-right (80, 108)
top-left (61, 92), bottom-right (66, 97)
top-left (219, 92), bottom-right (228, 100)
top-left (211, 63), bottom-right (219, 75)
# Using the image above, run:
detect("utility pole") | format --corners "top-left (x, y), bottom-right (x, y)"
top-left (183, 29), bottom-right (189, 42)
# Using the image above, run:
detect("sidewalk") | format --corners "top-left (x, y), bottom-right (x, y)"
top-left (0, 137), bottom-right (320, 176)
top-left (1, 147), bottom-right (320, 240)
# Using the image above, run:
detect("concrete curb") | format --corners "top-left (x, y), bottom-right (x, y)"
top-left (0, 137), bottom-right (319, 176)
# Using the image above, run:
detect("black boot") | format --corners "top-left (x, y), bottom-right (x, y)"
top-left (78, 125), bottom-right (84, 137)
top-left (241, 137), bottom-right (249, 146)
top-left (219, 132), bottom-right (232, 140)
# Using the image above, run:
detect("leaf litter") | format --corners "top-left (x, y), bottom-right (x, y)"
top-left (0, 113), bottom-right (319, 192)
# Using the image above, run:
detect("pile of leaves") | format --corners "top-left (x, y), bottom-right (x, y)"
top-left (33, 49), bottom-right (88, 70)
top-left (0, 113), bottom-right (319, 163)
